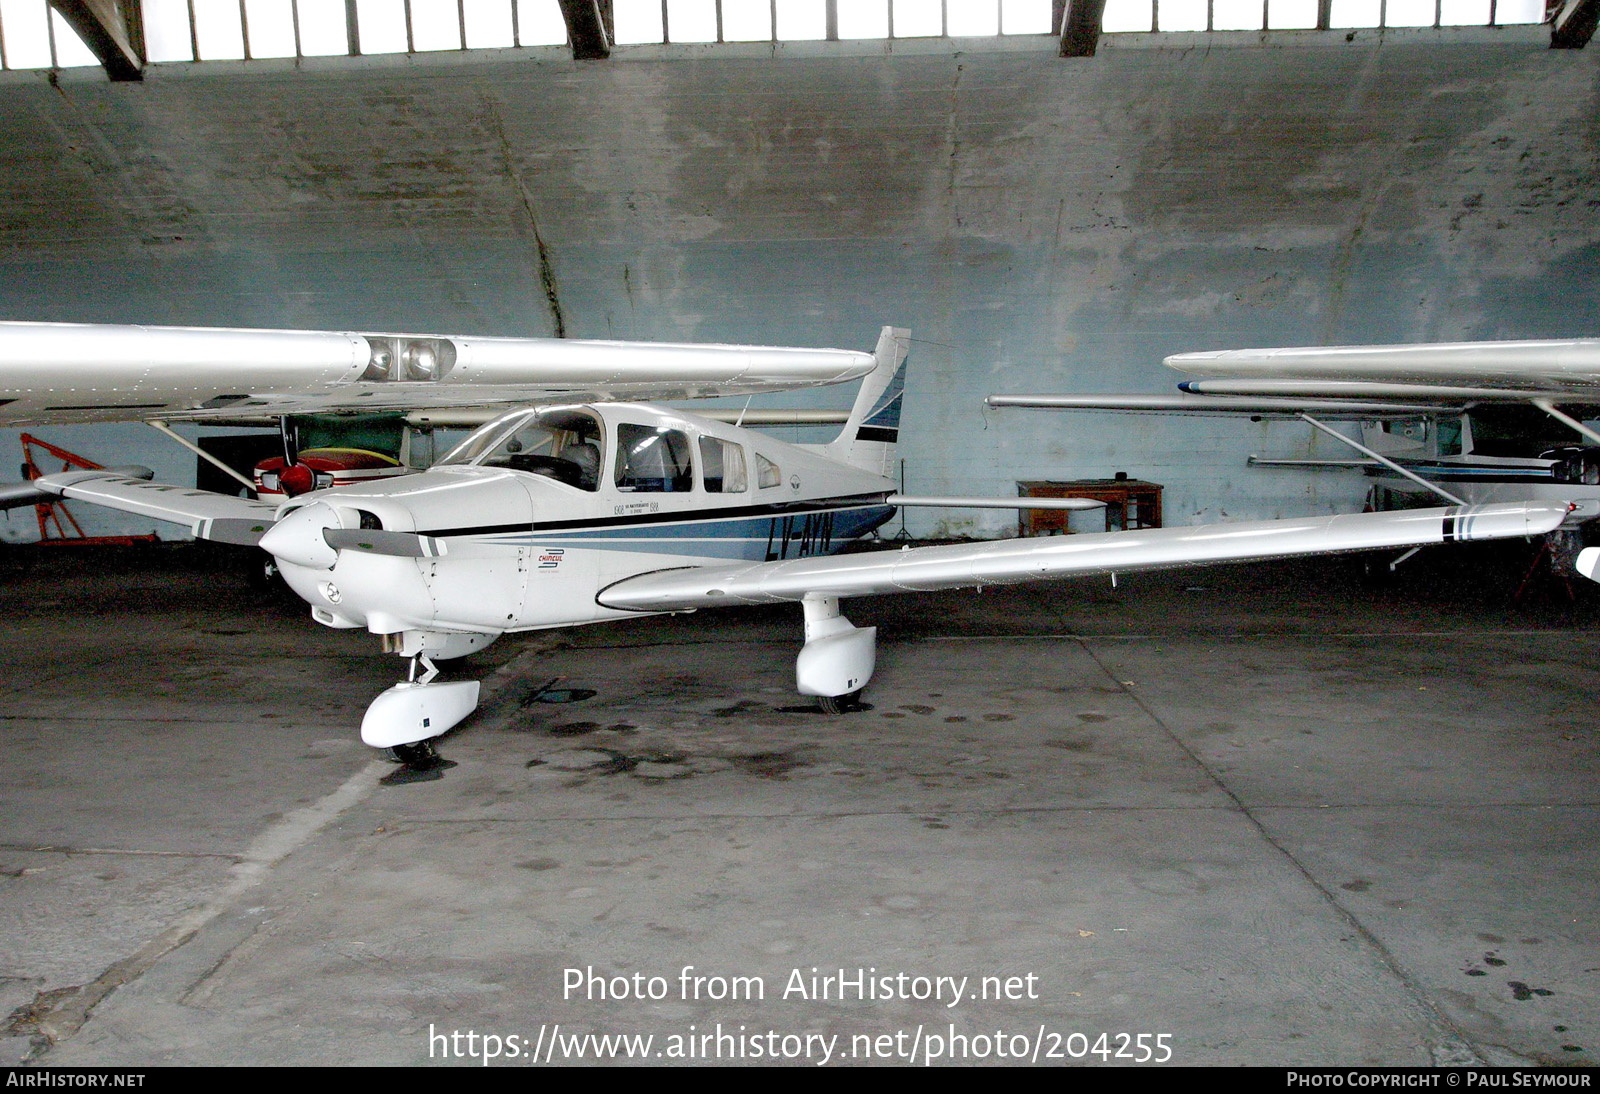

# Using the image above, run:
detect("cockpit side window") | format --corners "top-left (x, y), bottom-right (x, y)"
top-left (699, 436), bottom-right (748, 493)
top-left (616, 424), bottom-right (694, 492)
top-left (444, 408), bottom-right (604, 490)
top-left (436, 410), bottom-right (527, 467)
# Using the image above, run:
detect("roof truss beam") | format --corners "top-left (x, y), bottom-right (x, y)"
top-left (558, 0), bottom-right (611, 60)
top-left (1058, 0), bottom-right (1107, 57)
top-left (49, 0), bottom-right (142, 80)
top-left (1551, 0), bottom-right (1599, 48)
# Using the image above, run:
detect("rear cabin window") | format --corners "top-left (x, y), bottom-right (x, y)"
top-left (1436, 418), bottom-right (1463, 457)
top-left (699, 436), bottom-right (748, 493)
top-left (616, 424), bottom-right (694, 492)
top-left (756, 453), bottom-right (781, 489)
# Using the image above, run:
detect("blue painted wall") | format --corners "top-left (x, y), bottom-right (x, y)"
top-left (1, 31), bottom-right (1595, 540)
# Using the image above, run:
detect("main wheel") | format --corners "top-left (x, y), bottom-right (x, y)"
top-left (391, 740), bottom-right (444, 768)
top-left (817, 690), bottom-right (862, 715)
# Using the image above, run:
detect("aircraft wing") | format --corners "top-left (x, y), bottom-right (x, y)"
top-left (32, 469), bottom-right (280, 545)
top-left (985, 394), bottom-right (1450, 418)
top-left (1166, 339), bottom-right (1600, 402)
top-left (596, 501), bottom-right (1567, 611)
top-left (0, 321), bottom-right (877, 426)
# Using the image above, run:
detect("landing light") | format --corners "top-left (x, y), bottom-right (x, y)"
top-left (362, 336), bottom-right (458, 382)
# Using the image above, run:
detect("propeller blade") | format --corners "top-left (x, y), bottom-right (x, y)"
top-left (323, 528), bottom-right (448, 558)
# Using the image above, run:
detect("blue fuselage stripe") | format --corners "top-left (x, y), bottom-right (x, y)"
top-left (472, 504), bottom-right (897, 562)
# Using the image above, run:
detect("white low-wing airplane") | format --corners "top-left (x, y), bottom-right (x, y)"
top-left (5, 321), bottom-right (1569, 766)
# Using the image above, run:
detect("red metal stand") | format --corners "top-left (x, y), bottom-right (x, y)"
top-left (20, 434), bottom-right (159, 547)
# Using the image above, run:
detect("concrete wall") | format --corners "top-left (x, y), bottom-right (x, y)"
top-left (1, 29), bottom-right (1596, 540)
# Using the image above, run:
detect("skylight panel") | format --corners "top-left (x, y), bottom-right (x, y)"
top-left (775, 0), bottom-right (827, 40)
top-left (1102, 0), bottom-right (1154, 31)
top-left (1267, 0), bottom-right (1319, 28)
top-left (722, 0), bottom-right (774, 39)
top-left (1213, 0), bottom-right (1265, 28)
top-left (1160, 0), bottom-right (1209, 30)
top-left (464, 0), bottom-right (516, 48)
top-left (193, 0), bottom-right (245, 60)
top-left (517, 0), bottom-right (569, 44)
top-left (893, 0), bottom-right (943, 35)
top-left (614, 0), bottom-right (665, 43)
top-left (1386, 0), bottom-right (1438, 26)
top-left (356, 0), bottom-right (409, 52)
top-left (1495, 0), bottom-right (1544, 22)
top-left (244, 0), bottom-right (297, 58)
top-left (1001, 0), bottom-right (1053, 32)
top-left (298, 2), bottom-right (350, 54)
top-left (1439, 0), bottom-right (1491, 24)
top-left (1328, 0), bottom-right (1382, 27)
top-left (948, 0), bottom-right (1000, 36)
top-left (410, 0), bottom-right (464, 49)
top-left (839, 0), bottom-right (890, 37)
top-left (668, 0), bottom-right (719, 41)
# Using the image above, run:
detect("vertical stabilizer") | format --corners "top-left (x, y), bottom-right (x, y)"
top-left (825, 326), bottom-right (909, 477)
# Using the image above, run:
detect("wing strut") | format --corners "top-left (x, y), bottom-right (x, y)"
top-left (1531, 398), bottom-right (1600, 447)
top-left (1297, 413), bottom-right (1465, 507)
top-left (147, 420), bottom-right (257, 493)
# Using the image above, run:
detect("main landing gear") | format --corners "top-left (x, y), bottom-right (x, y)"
top-left (817, 690), bottom-right (865, 715)
top-left (362, 650), bottom-right (482, 784)
top-left (796, 598), bottom-right (876, 716)
top-left (383, 737), bottom-right (456, 784)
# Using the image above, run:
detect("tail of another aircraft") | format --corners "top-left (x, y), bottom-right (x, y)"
top-left (824, 326), bottom-right (909, 478)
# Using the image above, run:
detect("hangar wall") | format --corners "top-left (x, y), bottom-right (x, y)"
top-left (1, 29), bottom-right (1596, 541)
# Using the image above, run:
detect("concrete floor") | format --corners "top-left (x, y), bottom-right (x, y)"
top-left (1, 542), bottom-right (1595, 1066)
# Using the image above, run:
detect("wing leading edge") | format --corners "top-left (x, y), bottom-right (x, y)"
top-left (34, 470), bottom-right (279, 545)
top-left (0, 321), bottom-right (878, 426)
top-left (596, 502), bottom-right (1568, 612)
top-left (984, 394), bottom-right (1453, 418)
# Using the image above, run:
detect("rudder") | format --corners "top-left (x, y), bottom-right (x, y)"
top-left (825, 325), bottom-right (909, 477)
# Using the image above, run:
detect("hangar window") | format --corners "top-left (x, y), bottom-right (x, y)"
top-left (0, 0), bottom-right (1548, 73)
top-left (106, 0), bottom-right (570, 67)
top-left (0, 0), bottom-right (99, 70)
top-left (1098, 0), bottom-right (1544, 30)
top-left (614, 0), bottom-right (1054, 42)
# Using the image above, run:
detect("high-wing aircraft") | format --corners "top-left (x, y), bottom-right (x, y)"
top-left (3, 321), bottom-right (1570, 767)
top-left (989, 338), bottom-right (1600, 561)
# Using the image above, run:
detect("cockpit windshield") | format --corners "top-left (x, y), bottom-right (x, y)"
top-left (436, 407), bottom-right (605, 491)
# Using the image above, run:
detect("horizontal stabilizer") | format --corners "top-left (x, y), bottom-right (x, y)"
top-left (888, 495), bottom-right (1105, 510)
top-left (0, 481), bottom-right (58, 510)
top-left (597, 502), bottom-right (1569, 612)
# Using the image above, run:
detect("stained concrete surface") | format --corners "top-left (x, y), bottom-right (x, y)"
top-left (0, 543), bottom-right (1596, 1065)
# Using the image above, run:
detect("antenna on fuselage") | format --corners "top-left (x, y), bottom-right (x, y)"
top-left (735, 396), bottom-right (753, 428)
